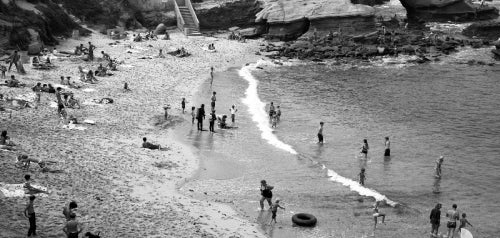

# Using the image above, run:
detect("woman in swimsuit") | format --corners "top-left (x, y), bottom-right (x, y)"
top-left (361, 139), bottom-right (369, 159)
top-left (260, 180), bottom-right (274, 210)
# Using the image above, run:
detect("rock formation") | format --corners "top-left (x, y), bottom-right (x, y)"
top-left (0, 0), bottom-right (88, 50)
top-left (195, 0), bottom-right (263, 30)
top-left (399, 0), bottom-right (499, 22)
top-left (463, 20), bottom-right (500, 40)
top-left (255, 0), bottom-right (375, 41)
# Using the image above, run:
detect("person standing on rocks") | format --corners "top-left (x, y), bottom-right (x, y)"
top-left (197, 104), bottom-right (206, 131)
top-left (259, 180), bottom-right (274, 210)
top-left (8, 50), bottom-right (20, 72)
top-left (24, 195), bottom-right (37, 237)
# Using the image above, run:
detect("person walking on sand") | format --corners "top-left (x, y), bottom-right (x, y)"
top-left (191, 106), bottom-right (196, 124)
top-left (229, 105), bottom-right (238, 123)
top-left (25, 195), bottom-right (37, 237)
top-left (384, 137), bottom-right (391, 156)
top-left (181, 98), bottom-right (186, 113)
top-left (260, 180), bottom-right (274, 210)
top-left (430, 203), bottom-right (442, 237)
top-left (446, 204), bottom-right (460, 238)
top-left (197, 104), bottom-right (206, 131)
top-left (63, 214), bottom-right (83, 238)
top-left (55, 87), bottom-right (65, 114)
top-left (209, 110), bottom-right (216, 132)
top-left (269, 199), bottom-right (285, 225)
top-left (317, 122), bottom-right (324, 144)
top-left (88, 42), bottom-right (95, 61)
top-left (8, 50), bottom-right (20, 72)
top-left (435, 156), bottom-right (444, 178)
top-left (210, 92), bottom-right (216, 111)
top-left (373, 201), bottom-right (386, 230)
top-left (361, 139), bottom-right (369, 159)
top-left (210, 67), bottom-right (214, 85)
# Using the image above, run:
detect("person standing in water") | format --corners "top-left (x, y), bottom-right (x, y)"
top-left (230, 105), bottom-right (238, 123)
top-left (24, 195), bottom-right (37, 237)
top-left (191, 106), bottom-right (196, 124)
top-left (209, 110), bottom-right (216, 132)
top-left (269, 199), bottom-right (285, 225)
top-left (446, 204), bottom-right (460, 238)
top-left (260, 180), bottom-right (274, 210)
top-left (361, 139), bottom-right (369, 159)
top-left (384, 137), bottom-right (390, 156)
top-left (210, 92), bottom-right (216, 111)
top-left (317, 122), bottom-right (324, 144)
top-left (430, 203), bottom-right (442, 237)
top-left (359, 168), bottom-right (366, 186)
top-left (435, 156), bottom-right (444, 178)
top-left (276, 106), bottom-right (281, 122)
top-left (197, 104), bottom-right (206, 131)
top-left (269, 102), bottom-right (275, 119)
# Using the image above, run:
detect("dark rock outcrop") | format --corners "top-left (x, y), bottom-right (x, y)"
top-left (463, 21), bottom-right (500, 40)
top-left (256, 0), bottom-right (375, 41)
top-left (196, 0), bottom-right (263, 30)
top-left (0, 0), bottom-right (88, 50)
top-left (351, 0), bottom-right (389, 6)
top-left (399, 0), bottom-right (499, 22)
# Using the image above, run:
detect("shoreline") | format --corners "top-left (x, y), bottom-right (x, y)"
top-left (0, 29), bottom-right (266, 237)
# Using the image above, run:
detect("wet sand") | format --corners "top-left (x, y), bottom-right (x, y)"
top-left (0, 29), bottom-right (265, 237)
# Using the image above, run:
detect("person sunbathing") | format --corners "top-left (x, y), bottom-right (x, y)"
top-left (66, 95), bottom-right (81, 109)
top-left (0, 130), bottom-right (16, 150)
top-left (142, 137), bottom-right (161, 150)
top-left (86, 70), bottom-right (98, 83)
top-left (101, 51), bottom-right (111, 61)
top-left (107, 59), bottom-right (118, 71)
top-left (17, 155), bottom-right (57, 170)
top-left (96, 64), bottom-right (107, 77)
top-left (23, 174), bottom-right (49, 194)
top-left (5, 75), bottom-right (21, 87)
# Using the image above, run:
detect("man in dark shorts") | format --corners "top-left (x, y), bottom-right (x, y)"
top-left (384, 137), bottom-right (390, 156)
top-left (259, 180), bottom-right (274, 210)
top-left (197, 104), bottom-right (206, 130)
top-left (430, 203), bottom-right (442, 237)
top-left (317, 122), bottom-right (324, 144)
top-left (55, 87), bottom-right (64, 114)
top-left (446, 204), bottom-right (460, 238)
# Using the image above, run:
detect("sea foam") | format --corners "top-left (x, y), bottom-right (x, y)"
top-left (239, 60), bottom-right (297, 155)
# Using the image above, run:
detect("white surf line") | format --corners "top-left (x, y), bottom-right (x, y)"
top-left (239, 60), bottom-right (297, 155)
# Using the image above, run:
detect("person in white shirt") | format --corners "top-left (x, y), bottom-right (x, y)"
top-left (229, 105), bottom-right (238, 123)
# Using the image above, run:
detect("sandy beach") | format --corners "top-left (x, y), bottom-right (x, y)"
top-left (0, 29), bottom-right (266, 237)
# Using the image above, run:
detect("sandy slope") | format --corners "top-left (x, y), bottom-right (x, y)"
top-left (0, 30), bottom-right (265, 238)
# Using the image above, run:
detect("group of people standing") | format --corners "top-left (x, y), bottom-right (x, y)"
top-left (187, 91), bottom-right (238, 132)
top-left (430, 203), bottom-right (473, 238)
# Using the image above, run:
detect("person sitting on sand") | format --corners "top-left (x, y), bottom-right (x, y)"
top-left (41, 84), bottom-right (49, 93)
top-left (0, 130), bottom-right (16, 149)
top-left (107, 59), bottom-right (118, 71)
top-left (17, 155), bottom-right (59, 171)
top-left (48, 84), bottom-right (56, 93)
top-left (86, 70), bottom-right (98, 83)
top-left (163, 31), bottom-right (170, 40)
top-left (123, 82), bottom-right (131, 92)
top-left (158, 49), bottom-right (165, 58)
top-left (66, 95), bottom-right (80, 109)
top-left (24, 174), bottom-right (48, 194)
top-left (6, 75), bottom-right (20, 87)
top-left (101, 51), bottom-right (111, 61)
top-left (142, 137), bottom-right (161, 150)
top-left (134, 33), bottom-right (142, 42)
top-left (96, 64), bottom-right (107, 77)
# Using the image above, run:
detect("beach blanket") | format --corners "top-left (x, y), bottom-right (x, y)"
top-left (82, 88), bottom-right (96, 92)
top-left (0, 183), bottom-right (49, 198)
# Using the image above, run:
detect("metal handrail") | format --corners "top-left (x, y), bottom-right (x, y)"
top-left (173, 0), bottom-right (185, 32)
top-left (185, 0), bottom-right (199, 29)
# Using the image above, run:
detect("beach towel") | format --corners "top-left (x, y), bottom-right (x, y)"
top-left (0, 183), bottom-right (49, 198)
top-left (62, 123), bottom-right (86, 130)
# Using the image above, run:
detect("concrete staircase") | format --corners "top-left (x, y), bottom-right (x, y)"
top-left (178, 7), bottom-right (201, 36)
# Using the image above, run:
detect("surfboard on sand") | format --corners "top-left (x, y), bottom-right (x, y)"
top-left (461, 228), bottom-right (473, 238)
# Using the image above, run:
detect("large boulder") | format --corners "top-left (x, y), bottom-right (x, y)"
top-left (154, 23), bottom-right (167, 35)
top-left (463, 21), bottom-right (500, 40)
top-left (196, 0), bottom-right (263, 30)
top-left (27, 42), bottom-right (43, 55)
top-left (256, 0), bottom-right (375, 40)
top-left (399, 0), bottom-right (499, 22)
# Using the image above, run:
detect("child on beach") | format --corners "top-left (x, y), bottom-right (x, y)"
top-left (191, 106), bottom-right (196, 124)
top-left (269, 200), bottom-right (285, 224)
top-left (373, 201), bottom-right (386, 230)
top-left (181, 98), bottom-right (186, 113)
top-left (359, 168), bottom-right (366, 186)
top-left (271, 112), bottom-right (277, 128)
top-left (317, 122), bottom-right (324, 144)
top-left (459, 213), bottom-right (473, 231)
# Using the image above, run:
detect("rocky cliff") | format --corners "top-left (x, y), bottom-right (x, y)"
top-left (255, 0), bottom-right (375, 40)
top-left (399, 0), bottom-right (499, 22)
top-left (196, 0), bottom-right (262, 30)
top-left (0, 0), bottom-right (88, 50)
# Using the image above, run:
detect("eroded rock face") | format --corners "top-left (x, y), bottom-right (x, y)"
top-left (463, 21), bottom-right (500, 40)
top-left (256, 0), bottom-right (375, 40)
top-left (196, 0), bottom-right (263, 30)
top-left (399, 0), bottom-right (499, 22)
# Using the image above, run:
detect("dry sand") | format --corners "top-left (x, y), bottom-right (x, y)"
top-left (0, 29), bottom-right (267, 237)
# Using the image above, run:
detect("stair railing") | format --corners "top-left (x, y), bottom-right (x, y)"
top-left (173, 0), bottom-right (185, 33)
top-left (185, 0), bottom-right (199, 29)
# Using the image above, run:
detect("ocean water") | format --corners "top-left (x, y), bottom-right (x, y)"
top-left (177, 52), bottom-right (500, 237)
top-left (175, 2), bottom-right (500, 237)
